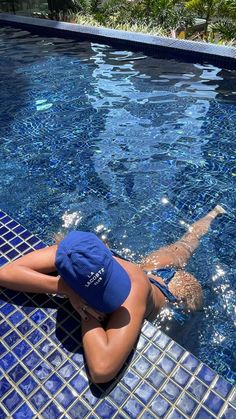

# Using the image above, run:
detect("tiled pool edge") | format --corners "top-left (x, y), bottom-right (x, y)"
top-left (0, 210), bottom-right (235, 418)
top-left (0, 13), bottom-right (236, 70)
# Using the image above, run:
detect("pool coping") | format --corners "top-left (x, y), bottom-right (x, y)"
top-left (0, 13), bottom-right (236, 70)
top-left (0, 209), bottom-right (236, 418)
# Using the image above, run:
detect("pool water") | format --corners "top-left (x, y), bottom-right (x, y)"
top-left (0, 26), bottom-right (235, 384)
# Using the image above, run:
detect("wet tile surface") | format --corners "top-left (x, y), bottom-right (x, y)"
top-left (0, 210), bottom-right (235, 417)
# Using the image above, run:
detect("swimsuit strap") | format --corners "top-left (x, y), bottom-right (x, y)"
top-left (148, 277), bottom-right (178, 303)
top-left (111, 249), bottom-right (177, 303)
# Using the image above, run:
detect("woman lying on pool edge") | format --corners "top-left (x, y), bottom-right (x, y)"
top-left (0, 205), bottom-right (225, 383)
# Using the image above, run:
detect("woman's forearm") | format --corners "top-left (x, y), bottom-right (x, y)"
top-left (0, 264), bottom-right (70, 296)
top-left (81, 318), bottom-right (123, 383)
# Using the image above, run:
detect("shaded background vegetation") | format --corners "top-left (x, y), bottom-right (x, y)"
top-left (1, 1), bottom-right (236, 45)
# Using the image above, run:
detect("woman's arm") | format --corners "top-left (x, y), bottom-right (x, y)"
top-left (0, 245), bottom-right (67, 294)
top-left (81, 271), bottom-right (148, 383)
top-left (0, 245), bottom-right (104, 321)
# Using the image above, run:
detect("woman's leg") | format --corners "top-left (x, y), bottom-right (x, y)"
top-left (140, 205), bottom-right (225, 270)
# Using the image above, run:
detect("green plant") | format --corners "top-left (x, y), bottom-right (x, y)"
top-left (211, 19), bottom-right (236, 41)
top-left (185, 0), bottom-right (236, 35)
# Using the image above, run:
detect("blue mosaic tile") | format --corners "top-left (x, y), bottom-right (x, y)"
top-left (157, 354), bottom-right (176, 375)
top-left (176, 393), bottom-right (198, 416)
top-left (68, 400), bottom-right (90, 418)
top-left (139, 412), bottom-right (156, 419)
top-left (13, 403), bottom-right (35, 419)
top-left (56, 386), bottom-right (77, 409)
top-left (20, 231), bottom-right (31, 240)
top-left (13, 226), bottom-right (25, 234)
top-left (17, 320), bottom-right (33, 335)
top-left (4, 232), bottom-right (16, 241)
top-left (58, 360), bottom-right (76, 380)
top-left (144, 344), bottom-right (161, 362)
top-left (146, 367), bottom-right (166, 388)
top-left (9, 237), bottom-right (22, 246)
top-left (95, 399), bottom-right (117, 418)
top-left (19, 376), bottom-right (38, 396)
top-left (8, 364), bottom-right (28, 382)
top-left (181, 353), bottom-right (200, 373)
top-left (150, 394), bottom-right (171, 417)
top-left (109, 385), bottom-right (130, 406)
top-left (8, 311), bottom-right (25, 326)
top-left (0, 377), bottom-right (12, 398)
top-left (70, 373), bottom-right (88, 394)
top-left (135, 382), bottom-right (155, 404)
top-left (33, 242), bottom-right (45, 250)
top-left (30, 309), bottom-right (47, 324)
top-left (22, 350), bottom-right (41, 369)
top-left (229, 390), bottom-right (236, 406)
top-left (195, 407), bottom-right (215, 419)
top-left (203, 391), bottom-right (225, 415)
top-left (187, 377), bottom-right (208, 401)
top-left (137, 335), bottom-right (149, 351)
top-left (0, 304), bottom-right (15, 315)
top-left (46, 350), bottom-right (66, 367)
top-left (0, 341), bottom-right (7, 356)
top-left (27, 236), bottom-right (39, 245)
top-left (14, 340), bottom-right (31, 358)
top-left (167, 409), bottom-right (186, 419)
top-left (0, 352), bottom-right (18, 371)
top-left (30, 389), bottom-right (50, 410)
top-left (41, 317), bottom-right (55, 333)
top-left (0, 243), bottom-right (12, 253)
top-left (2, 390), bottom-right (23, 412)
top-left (4, 330), bottom-right (21, 347)
top-left (0, 237), bottom-right (5, 246)
top-left (44, 373), bottom-right (63, 394)
top-left (0, 406), bottom-right (7, 419)
top-left (133, 356), bottom-right (152, 376)
top-left (0, 256), bottom-right (8, 266)
top-left (167, 342), bottom-right (184, 361)
top-left (172, 367), bottom-right (191, 387)
top-left (37, 339), bottom-right (55, 356)
top-left (154, 331), bottom-right (171, 349)
top-left (16, 242), bottom-right (30, 253)
top-left (7, 220), bottom-right (18, 229)
top-left (1, 216), bottom-right (11, 224)
top-left (161, 380), bottom-right (181, 403)
top-left (220, 405), bottom-right (236, 418)
top-left (27, 329), bottom-right (43, 345)
top-left (0, 320), bottom-right (11, 336)
top-left (196, 365), bottom-right (217, 385)
top-left (142, 323), bottom-right (156, 339)
top-left (0, 226), bottom-right (8, 235)
top-left (122, 370), bottom-right (141, 391)
top-left (212, 375), bottom-right (232, 398)
top-left (123, 397), bottom-right (144, 418)
top-left (82, 385), bottom-right (102, 407)
top-left (33, 362), bottom-right (53, 381)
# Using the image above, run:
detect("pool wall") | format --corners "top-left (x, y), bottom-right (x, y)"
top-left (0, 13), bottom-right (236, 70)
top-left (0, 213), bottom-right (236, 417)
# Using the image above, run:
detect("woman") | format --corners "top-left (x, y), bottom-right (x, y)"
top-left (0, 205), bottom-right (225, 383)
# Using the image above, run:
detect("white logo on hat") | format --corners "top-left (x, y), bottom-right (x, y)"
top-left (85, 267), bottom-right (105, 287)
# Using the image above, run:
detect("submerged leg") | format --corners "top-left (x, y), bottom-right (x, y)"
top-left (140, 205), bottom-right (225, 270)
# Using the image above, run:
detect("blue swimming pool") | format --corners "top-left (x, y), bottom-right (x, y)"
top-left (0, 25), bottom-right (235, 384)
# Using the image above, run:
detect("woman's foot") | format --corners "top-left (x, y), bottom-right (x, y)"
top-left (208, 205), bottom-right (226, 219)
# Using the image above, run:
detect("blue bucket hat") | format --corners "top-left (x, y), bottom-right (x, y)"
top-left (55, 231), bottom-right (131, 313)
